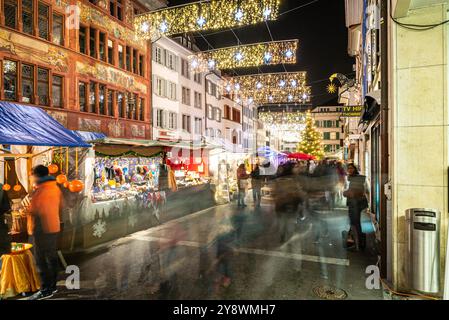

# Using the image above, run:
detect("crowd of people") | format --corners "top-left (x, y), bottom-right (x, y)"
top-left (235, 159), bottom-right (370, 252)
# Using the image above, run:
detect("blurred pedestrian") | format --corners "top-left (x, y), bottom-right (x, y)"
top-left (237, 164), bottom-right (249, 207)
top-left (28, 165), bottom-right (63, 300)
top-left (0, 182), bottom-right (11, 269)
top-left (343, 163), bottom-right (369, 251)
top-left (250, 164), bottom-right (263, 207)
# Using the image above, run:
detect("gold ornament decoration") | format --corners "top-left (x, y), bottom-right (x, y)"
top-left (135, 0), bottom-right (281, 40)
top-left (327, 83), bottom-right (337, 94)
top-left (189, 40), bottom-right (298, 71)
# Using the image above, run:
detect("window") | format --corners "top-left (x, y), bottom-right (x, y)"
top-left (125, 46), bottom-right (131, 71)
top-left (118, 45), bottom-right (124, 68)
top-left (153, 76), bottom-right (166, 97)
top-left (139, 54), bottom-right (145, 76)
top-left (169, 112), bottom-right (177, 129)
top-left (117, 92), bottom-right (124, 117)
top-left (37, 67), bottom-right (49, 106)
top-left (99, 32), bottom-right (106, 61)
top-left (182, 87), bottom-right (191, 105)
top-left (107, 40), bottom-right (114, 64)
top-left (323, 132), bottom-right (331, 140)
top-left (223, 105), bottom-right (230, 119)
top-left (181, 58), bottom-right (190, 79)
top-left (156, 109), bottom-right (164, 127)
top-left (52, 14), bottom-right (64, 45)
top-left (22, 0), bottom-right (33, 35)
top-left (52, 75), bottom-right (63, 108)
top-left (126, 92), bottom-right (135, 119)
top-left (194, 91), bottom-right (202, 109)
top-left (79, 26), bottom-right (87, 54)
top-left (167, 82), bottom-right (177, 100)
top-left (4, 0), bottom-right (18, 29)
top-left (139, 98), bottom-right (145, 121)
top-left (207, 104), bottom-right (213, 120)
top-left (153, 46), bottom-right (163, 64)
top-left (107, 89), bottom-right (114, 116)
top-left (182, 114), bottom-right (191, 132)
top-left (3, 60), bottom-right (17, 100)
top-left (89, 27), bottom-right (97, 58)
top-left (21, 64), bottom-right (34, 103)
top-left (109, 0), bottom-right (123, 20)
top-left (38, 2), bottom-right (49, 40)
top-left (79, 82), bottom-right (87, 112)
top-left (166, 51), bottom-right (177, 71)
top-left (99, 84), bottom-right (106, 114)
top-left (232, 108), bottom-right (241, 123)
top-left (214, 108), bottom-right (221, 122)
top-left (194, 117), bottom-right (202, 135)
top-left (194, 73), bottom-right (202, 84)
top-left (132, 48), bottom-right (137, 73)
top-left (89, 82), bottom-right (97, 113)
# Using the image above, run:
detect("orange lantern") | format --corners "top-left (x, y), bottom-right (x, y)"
top-left (63, 181), bottom-right (70, 188)
top-left (68, 180), bottom-right (84, 193)
top-left (2, 184), bottom-right (11, 191)
top-left (56, 174), bottom-right (68, 185)
top-left (48, 164), bottom-right (59, 174)
top-left (13, 184), bottom-right (22, 192)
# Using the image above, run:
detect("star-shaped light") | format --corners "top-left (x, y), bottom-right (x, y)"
top-left (234, 83), bottom-right (241, 91)
top-left (235, 9), bottom-right (244, 21)
top-left (160, 21), bottom-right (168, 33)
top-left (263, 52), bottom-right (272, 63)
top-left (140, 22), bottom-right (149, 33)
top-left (191, 59), bottom-right (199, 69)
top-left (256, 82), bottom-right (263, 89)
top-left (287, 94), bottom-right (293, 101)
top-left (208, 59), bottom-right (216, 69)
top-left (226, 85), bottom-right (232, 92)
top-left (235, 51), bottom-right (244, 61)
top-left (285, 49), bottom-right (294, 58)
top-left (327, 83), bottom-right (337, 93)
top-left (197, 16), bottom-right (206, 27)
top-left (291, 80), bottom-right (297, 87)
top-left (302, 93), bottom-right (308, 100)
top-left (279, 80), bottom-right (286, 87)
top-left (263, 8), bottom-right (272, 19)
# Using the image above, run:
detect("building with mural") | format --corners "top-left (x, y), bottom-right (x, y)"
top-left (0, 0), bottom-right (165, 139)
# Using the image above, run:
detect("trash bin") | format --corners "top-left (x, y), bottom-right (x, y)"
top-left (406, 208), bottom-right (440, 294)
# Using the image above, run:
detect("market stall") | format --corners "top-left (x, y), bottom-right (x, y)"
top-left (0, 101), bottom-right (90, 298)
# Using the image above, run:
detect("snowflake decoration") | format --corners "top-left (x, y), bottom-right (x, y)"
top-left (128, 215), bottom-right (138, 228)
top-left (92, 219), bottom-right (107, 238)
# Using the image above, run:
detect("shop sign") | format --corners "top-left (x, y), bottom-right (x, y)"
top-left (342, 105), bottom-right (363, 117)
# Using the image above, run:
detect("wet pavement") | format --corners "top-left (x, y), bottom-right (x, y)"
top-left (52, 196), bottom-right (384, 300)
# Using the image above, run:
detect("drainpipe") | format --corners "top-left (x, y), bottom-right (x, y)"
top-left (380, 0), bottom-right (389, 280)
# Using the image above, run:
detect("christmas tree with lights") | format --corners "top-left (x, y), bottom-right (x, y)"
top-left (297, 111), bottom-right (325, 159)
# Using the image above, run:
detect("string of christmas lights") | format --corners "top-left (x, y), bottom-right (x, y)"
top-left (135, 0), bottom-right (281, 40)
top-left (188, 40), bottom-right (298, 71)
top-left (223, 72), bottom-right (312, 104)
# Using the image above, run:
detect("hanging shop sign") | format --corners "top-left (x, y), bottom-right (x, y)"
top-left (342, 105), bottom-right (363, 117)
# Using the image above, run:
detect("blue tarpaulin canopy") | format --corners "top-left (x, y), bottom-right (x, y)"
top-left (0, 101), bottom-right (90, 147)
top-left (71, 131), bottom-right (106, 143)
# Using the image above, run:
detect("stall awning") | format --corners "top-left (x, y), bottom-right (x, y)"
top-left (0, 101), bottom-right (90, 147)
top-left (72, 131), bottom-right (107, 142)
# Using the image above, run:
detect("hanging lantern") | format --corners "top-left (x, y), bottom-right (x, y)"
top-left (69, 180), bottom-right (84, 193)
top-left (48, 164), bottom-right (59, 174)
top-left (56, 174), bottom-right (68, 185)
top-left (13, 184), bottom-right (22, 192)
top-left (2, 184), bottom-right (11, 191)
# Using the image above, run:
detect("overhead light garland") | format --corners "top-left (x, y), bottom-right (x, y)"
top-left (188, 40), bottom-right (298, 71)
top-left (223, 72), bottom-right (312, 104)
top-left (135, 0), bottom-right (281, 40)
top-left (258, 111), bottom-right (306, 132)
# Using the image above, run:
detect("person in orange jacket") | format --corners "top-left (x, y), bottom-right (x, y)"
top-left (28, 165), bottom-right (63, 300)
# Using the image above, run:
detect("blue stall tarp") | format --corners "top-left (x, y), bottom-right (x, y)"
top-left (0, 101), bottom-right (91, 147)
top-left (71, 131), bottom-right (106, 142)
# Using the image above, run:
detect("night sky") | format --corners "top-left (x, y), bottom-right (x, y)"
top-left (167, 0), bottom-right (353, 106)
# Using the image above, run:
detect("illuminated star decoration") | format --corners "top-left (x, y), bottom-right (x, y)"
top-left (188, 40), bottom-right (298, 72)
top-left (327, 83), bottom-right (337, 94)
top-left (135, 0), bottom-right (281, 40)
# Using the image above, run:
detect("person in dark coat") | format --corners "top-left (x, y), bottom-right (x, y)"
top-left (343, 163), bottom-right (369, 251)
top-left (250, 164), bottom-right (263, 207)
top-left (0, 183), bottom-right (12, 268)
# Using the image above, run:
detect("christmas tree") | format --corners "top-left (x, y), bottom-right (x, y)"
top-left (297, 111), bottom-right (325, 159)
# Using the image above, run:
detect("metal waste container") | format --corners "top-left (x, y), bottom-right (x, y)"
top-left (406, 208), bottom-right (440, 294)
